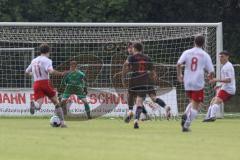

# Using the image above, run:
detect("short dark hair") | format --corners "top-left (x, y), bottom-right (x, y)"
top-left (39, 43), bottom-right (50, 54)
top-left (133, 42), bottom-right (143, 52)
top-left (219, 50), bottom-right (231, 56)
top-left (127, 42), bottom-right (133, 48)
top-left (70, 61), bottom-right (77, 66)
top-left (194, 35), bottom-right (205, 47)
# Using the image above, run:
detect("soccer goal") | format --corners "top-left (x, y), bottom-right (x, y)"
top-left (0, 22), bottom-right (223, 117)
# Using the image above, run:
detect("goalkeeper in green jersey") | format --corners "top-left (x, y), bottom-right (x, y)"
top-left (60, 61), bottom-right (91, 119)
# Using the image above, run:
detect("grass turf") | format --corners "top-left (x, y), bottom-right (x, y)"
top-left (0, 118), bottom-right (240, 160)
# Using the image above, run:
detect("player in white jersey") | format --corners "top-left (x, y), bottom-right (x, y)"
top-left (25, 43), bottom-right (67, 127)
top-left (203, 51), bottom-right (236, 122)
top-left (177, 35), bottom-right (214, 132)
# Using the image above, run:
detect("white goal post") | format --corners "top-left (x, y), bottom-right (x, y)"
top-left (0, 22), bottom-right (223, 117)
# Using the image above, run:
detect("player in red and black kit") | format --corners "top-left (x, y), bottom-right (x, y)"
top-left (125, 42), bottom-right (170, 129)
top-left (115, 42), bottom-right (150, 123)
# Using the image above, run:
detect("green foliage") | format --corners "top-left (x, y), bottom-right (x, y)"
top-left (0, 0), bottom-right (239, 59)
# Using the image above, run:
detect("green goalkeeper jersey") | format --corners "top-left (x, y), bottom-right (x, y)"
top-left (64, 70), bottom-right (86, 87)
top-left (61, 70), bottom-right (87, 98)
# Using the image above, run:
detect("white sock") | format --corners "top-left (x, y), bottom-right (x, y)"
top-left (184, 103), bottom-right (192, 114)
top-left (205, 105), bottom-right (213, 119)
top-left (55, 107), bottom-right (64, 121)
top-left (33, 101), bottom-right (40, 110)
top-left (190, 108), bottom-right (198, 121)
top-left (128, 109), bottom-right (133, 116)
top-left (210, 104), bottom-right (220, 118)
top-left (184, 108), bottom-right (198, 129)
top-left (134, 119), bottom-right (138, 124)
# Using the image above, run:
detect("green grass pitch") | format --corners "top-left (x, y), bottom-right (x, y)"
top-left (0, 117), bottom-right (240, 160)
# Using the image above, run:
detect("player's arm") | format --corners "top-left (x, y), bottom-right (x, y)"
top-left (48, 69), bottom-right (65, 76)
top-left (204, 54), bottom-right (215, 83)
top-left (177, 52), bottom-right (186, 83)
top-left (219, 77), bottom-right (231, 83)
top-left (176, 63), bottom-right (183, 83)
top-left (79, 71), bottom-right (88, 94)
top-left (148, 57), bottom-right (157, 82)
top-left (122, 60), bottom-right (129, 77)
top-left (47, 62), bottom-right (66, 76)
top-left (209, 69), bottom-right (232, 84)
top-left (114, 71), bottom-right (122, 77)
top-left (121, 59), bottom-right (129, 87)
top-left (58, 71), bottom-right (69, 98)
top-left (148, 64), bottom-right (158, 83)
top-left (151, 69), bottom-right (158, 82)
top-left (25, 72), bottom-right (33, 77)
top-left (46, 60), bottom-right (65, 76)
top-left (25, 64), bottom-right (33, 77)
top-left (210, 77), bottom-right (231, 84)
top-left (83, 80), bottom-right (88, 95)
top-left (206, 69), bottom-right (215, 82)
top-left (61, 72), bottom-right (69, 85)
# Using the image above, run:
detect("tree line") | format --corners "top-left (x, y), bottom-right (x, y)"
top-left (0, 0), bottom-right (239, 60)
top-left (0, 0), bottom-right (239, 108)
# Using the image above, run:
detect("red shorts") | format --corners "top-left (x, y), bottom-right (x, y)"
top-left (217, 90), bottom-right (233, 102)
top-left (186, 90), bottom-right (204, 102)
top-left (33, 80), bottom-right (56, 101)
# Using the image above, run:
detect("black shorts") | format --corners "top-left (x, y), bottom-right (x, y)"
top-left (128, 86), bottom-right (156, 99)
top-left (128, 72), bottom-right (156, 98)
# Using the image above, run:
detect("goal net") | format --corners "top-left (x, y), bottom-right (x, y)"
top-left (0, 22), bottom-right (224, 117)
top-left (0, 48), bottom-right (34, 89)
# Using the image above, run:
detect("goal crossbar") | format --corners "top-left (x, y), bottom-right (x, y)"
top-left (0, 22), bottom-right (222, 27)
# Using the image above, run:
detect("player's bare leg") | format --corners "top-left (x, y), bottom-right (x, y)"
top-left (30, 98), bottom-right (44, 115)
top-left (60, 99), bottom-right (68, 116)
top-left (50, 95), bottom-right (67, 128)
top-left (124, 92), bottom-right (135, 123)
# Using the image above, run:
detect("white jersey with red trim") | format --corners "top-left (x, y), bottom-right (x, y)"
top-left (177, 47), bottom-right (214, 90)
top-left (25, 55), bottom-right (54, 81)
top-left (220, 61), bottom-right (236, 95)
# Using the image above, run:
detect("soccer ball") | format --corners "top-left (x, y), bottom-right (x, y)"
top-left (50, 115), bottom-right (61, 127)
